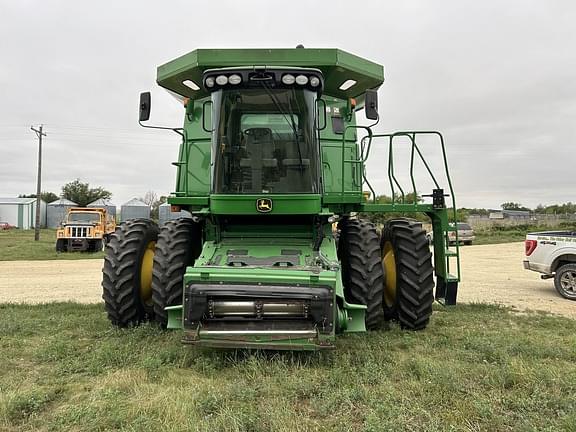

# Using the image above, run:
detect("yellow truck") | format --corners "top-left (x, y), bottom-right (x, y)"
top-left (56, 207), bottom-right (115, 252)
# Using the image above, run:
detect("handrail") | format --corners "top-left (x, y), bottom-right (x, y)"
top-left (340, 125), bottom-right (373, 201)
top-left (366, 132), bottom-right (455, 211)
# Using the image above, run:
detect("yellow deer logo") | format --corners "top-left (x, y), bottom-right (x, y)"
top-left (256, 198), bottom-right (272, 213)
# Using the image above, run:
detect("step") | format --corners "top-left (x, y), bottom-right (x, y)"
top-left (446, 273), bottom-right (459, 282)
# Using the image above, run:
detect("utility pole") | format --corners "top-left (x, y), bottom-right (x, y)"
top-left (31, 125), bottom-right (46, 241)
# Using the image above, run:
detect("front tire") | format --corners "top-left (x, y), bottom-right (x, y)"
top-left (91, 239), bottom-right (103, 252)
top-left (381, 218), bottom-right (434, 330)
top-left (152, 218), bottom-right (202, 327)
top-left (102, 219), bottom-right (159, 327)
top-left (338, 218), bottom-right (384, 330)
top-left (554, 264), bottom-right (576, 300)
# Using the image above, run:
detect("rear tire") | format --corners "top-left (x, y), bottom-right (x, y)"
top-left (152, 218), bottom-right (202, 327)
top-left (554, 264), bottom-right (576, 300)
top-left (381, 218), bottom-right (434, 330)
top-left (102, 219), bottom-right (159, 327)
top-left (338, 218), bottom-right (384, 330)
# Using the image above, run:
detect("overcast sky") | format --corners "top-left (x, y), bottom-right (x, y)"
top-left (0, 0), bottom-right (574, 209)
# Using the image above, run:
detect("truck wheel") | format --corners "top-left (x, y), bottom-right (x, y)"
top-left (102, 219), bottom-right (159, 327)
top-left (152, 218), bottom-right (202, 327)
top-left (55, 239), bottom-right (65, 252)
top-left (338, 218), bottom-right (384, 330)
top-left (381, 218), bottom-right (434, 330)
top-left (92, 239), bottom-right (103, 252)
top-left (554, 264), bottom-right (576, 300)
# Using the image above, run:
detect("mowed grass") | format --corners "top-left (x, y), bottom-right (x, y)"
top-left (1, 303), bottom-right (575, 431)
top-left (0, 229), bottom-right (103, 261)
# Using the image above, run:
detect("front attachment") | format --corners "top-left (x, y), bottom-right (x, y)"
top-left (181, 282), bottom-right (335, 350)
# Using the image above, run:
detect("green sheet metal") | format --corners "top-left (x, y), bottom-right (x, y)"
top-left (157, 48), bottom-right (384, 100)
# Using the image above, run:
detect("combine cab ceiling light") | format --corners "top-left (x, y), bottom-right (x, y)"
top-left (339, 79), bottom-right (357, 91)
top-left (182, 80), bottom-right (200, 91)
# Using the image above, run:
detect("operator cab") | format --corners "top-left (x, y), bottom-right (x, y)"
top-left (203, 68), bottom-right (324, 195)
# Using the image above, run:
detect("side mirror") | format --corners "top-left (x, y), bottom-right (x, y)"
top-left (139, 92), bottom-right (151, 122)
top-left (365, 89), bottom-right (379, 120)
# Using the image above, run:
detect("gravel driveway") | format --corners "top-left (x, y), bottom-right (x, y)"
top-left (0, 242), bottom-right (574, 318)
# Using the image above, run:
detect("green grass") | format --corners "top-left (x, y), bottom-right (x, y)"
top-left (1, 303), bottom-right (575, 431)
top-left (0, 229), bottom-right (103, 261)
top-left (474, 222), bottom-right (576, 245)
top-left (473, 231), bottom-right (527, 245)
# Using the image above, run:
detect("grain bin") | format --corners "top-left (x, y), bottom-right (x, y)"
top-left (47, 198), bottom-right (78, 228)
top-left (120, 198), bottom-right (150, 221)
top-left (158, 202), bottom-right (191, 225)
top-left (88, 198), bottom-right (117, 220)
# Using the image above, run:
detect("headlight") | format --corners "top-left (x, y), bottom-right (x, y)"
top-left (228, 74), bottom-right (242, 85)
top-left (295, 75), bottom-right (308, 85)
top-left (205, 77), bottom-right (215, 88)
top-left (282, 74), bottom-right (295, 85)
top-left (215, 75), bottom-right (228, 85)
top-left (309, 76), bottom-right (320, 87)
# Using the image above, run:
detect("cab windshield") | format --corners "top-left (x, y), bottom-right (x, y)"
top-left (68, 213), bottom-right (100, 223)
top-left (212, 88), bottom-right (319, 194)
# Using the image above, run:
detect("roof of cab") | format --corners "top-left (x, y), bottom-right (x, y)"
top-left (157, 48), bottom-right (384, 100)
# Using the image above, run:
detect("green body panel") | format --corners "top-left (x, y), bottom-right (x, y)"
top-left (321, 140), bottom-right (362, 202)
top-left (210, 194), bottom-right (321, 215)
top-left (157, 48), bottom-right (384, 100)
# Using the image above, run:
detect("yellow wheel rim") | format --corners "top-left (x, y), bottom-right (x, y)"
top-left (382, 241), bottom-right (397, 307)
top-left (140, 241), bottom-right (155, 306)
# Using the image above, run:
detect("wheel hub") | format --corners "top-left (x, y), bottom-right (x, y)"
top-left (382, 241), bottom-right (397, 307)
top-left (140, 241), bottom-right (156, 306)
top-left (560, 271), bottom-right (576, 294)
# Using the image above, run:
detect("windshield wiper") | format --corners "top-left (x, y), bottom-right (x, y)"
top-left (260, 82), bottom-right (304, 172)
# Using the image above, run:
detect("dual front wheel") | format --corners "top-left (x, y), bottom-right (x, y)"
top-left (103, 217), bottom-right (434, 331)
top-left (339, 218), bottom-right (434, 330)
top-left (102, 218), bottom-right (201, 328)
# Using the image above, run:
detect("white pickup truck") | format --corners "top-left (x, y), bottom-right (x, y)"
top-left (523, 231), bottom-right (576, 300)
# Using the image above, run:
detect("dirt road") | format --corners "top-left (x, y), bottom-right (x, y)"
top-left (0, 242), bottom-right (574, 318)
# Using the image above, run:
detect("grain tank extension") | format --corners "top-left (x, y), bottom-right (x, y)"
top-left (102, 48), bottom-right (461, 350)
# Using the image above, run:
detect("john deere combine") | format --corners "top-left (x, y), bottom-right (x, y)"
top-left (102, 47), bottom-right (461, 350)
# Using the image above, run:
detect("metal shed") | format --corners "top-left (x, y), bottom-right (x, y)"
top-left (120, 198), bottom-right (150, 222)
top-left (87, 198), bottom-right (117, 220)
top-left (158, 202), bottom-right (191, 226)
top-left (47, 198), bottom-right (78, 228)
top-left (0, 198), bottom-right (46, 229)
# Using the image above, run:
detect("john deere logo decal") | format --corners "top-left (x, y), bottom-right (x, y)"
top-left (256, 198), bottom-right (272, 213)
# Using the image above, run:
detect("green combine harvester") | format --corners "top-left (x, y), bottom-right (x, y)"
top-left (102, 47), bottom-right (461, 350)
